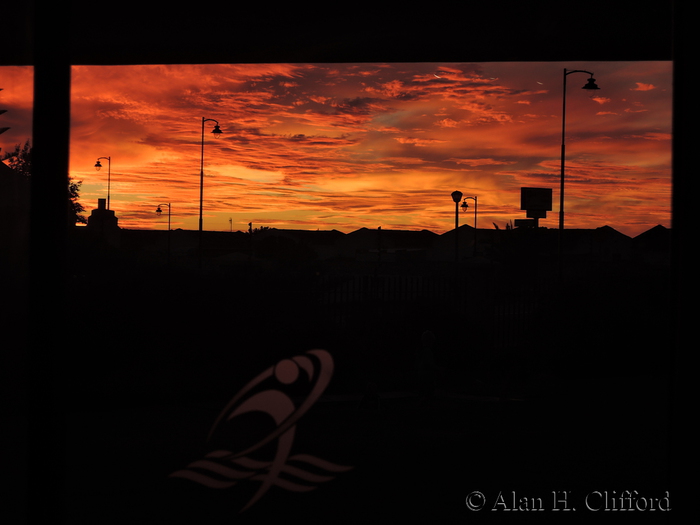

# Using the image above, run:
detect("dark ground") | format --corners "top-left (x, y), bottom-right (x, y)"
top-left (61, 374), bottom-right (671, 524)
top-left (49, 251), bottom-right (675, 524)
top-left (5, 225), bottom-right (675, 525)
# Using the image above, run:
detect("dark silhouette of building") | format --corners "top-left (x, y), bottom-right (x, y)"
top-left (86, 198), bottom-right (118, 231)
top-left (68, 221), bottom-right (668, 270)
top-left (338, 227), bottom-right (438, 263)
top-left (632, 224), bottom-right (672, 265)
top-left (84, 198), bottom-right (120, 247)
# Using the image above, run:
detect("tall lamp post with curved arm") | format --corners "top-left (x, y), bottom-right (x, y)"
top-left (560, 69), bottom-right (600, 231)
top-left (199, 118), bottom-right (222, 234)
top-left (94, 156), bottom-right (111, 210)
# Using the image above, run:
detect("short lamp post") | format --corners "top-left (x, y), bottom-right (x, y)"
top-left (156, 203), bottom-right (171, 230)
top-left (156, 203), bottom-right (172, 265)
top-left (451, 190), bottom-right (463, 265)
top-left (94, 156), bottom-right (112, 210)
top-left (461, 195), bottom-right (477, 256)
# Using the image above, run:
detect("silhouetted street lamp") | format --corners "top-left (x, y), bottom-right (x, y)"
top-left (156, 203), bottom-right (172, 265)
top-left (94, 156), bottom-right (112, 210)
top-left (156, 203), bottom-right (171, 230)
top-left (461, 195), bottom-right (478, 256)
top-left (560, 69), bottom-right (600, 231)
top-left (451, 190), bottom-right (462, 264)
top-left (199, 118), bottom-right (222, 234)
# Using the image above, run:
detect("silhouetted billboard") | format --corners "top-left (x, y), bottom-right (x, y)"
top-left (521, 187), bottom-right (553, 212)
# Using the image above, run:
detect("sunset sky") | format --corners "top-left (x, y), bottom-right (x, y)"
top-left (1, 61), bottom-right (672, 237)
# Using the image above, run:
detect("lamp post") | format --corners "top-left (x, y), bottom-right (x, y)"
top-left (94, 156), bottom-right (111, 210)
top-left (156, 203), bottom-right (172, 265)
top-left (198, 117), bottom-right (222, 268)
top-left (156, 203), bottom-right (171, 230)
top-left (461, 195), bottom-right (477, 256)
top-left (560, 69), bottom-right (600, 231)
top-left (559, 69), bottom-right (599, 279)
top-left (199, 118), bottom-right (222, 234)
top-left (451, 191), bottom-right (463, 265)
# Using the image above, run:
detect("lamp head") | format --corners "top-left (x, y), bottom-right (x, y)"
top-left (461, 199), bottom-right (469, 212)
top-left (94, 160), bottom-right (102, 171)
top-left (582, 76), bottom-right (600, 90)
top-left (156, 206), bottom-right (162, 216)
top-left (211, 124), bottom-right (223, 137)
top-left (451, 190), bottom-right (463, 203)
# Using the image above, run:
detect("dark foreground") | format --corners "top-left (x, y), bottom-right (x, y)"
top-left (59, 372), bottom-right (671, 524)
top-left (16, 247), bottom-right (675, 524)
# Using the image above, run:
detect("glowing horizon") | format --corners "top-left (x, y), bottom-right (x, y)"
top-left (1, 61), bottom-right (672, 237)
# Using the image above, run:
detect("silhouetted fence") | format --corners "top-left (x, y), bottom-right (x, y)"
top-left (490, 293), bottom-right (542, 351)
top-left (314, 269), bottom-right (554, 355)
top-left (318, 273), bottom-right (455, 305)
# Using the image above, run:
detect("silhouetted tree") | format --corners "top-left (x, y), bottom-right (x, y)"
top-left (1, 139), bottom-right (31, 177)
top-left (68, 179), bottom-right (87, 225)
top-left (2, 139), bottom-right (86, 225)
top-left (247, 225), bottom-right (272, 234)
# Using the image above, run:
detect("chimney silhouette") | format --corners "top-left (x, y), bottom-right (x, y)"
top-left (87, 198), bottom-right (119, 233)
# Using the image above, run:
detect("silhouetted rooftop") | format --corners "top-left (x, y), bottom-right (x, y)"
top-left (346, 227), bottom-right (437, 245)
top-left (633, 224), bottom-right (671, 248)
top-left (256, 228), bottom-right (345, 244)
